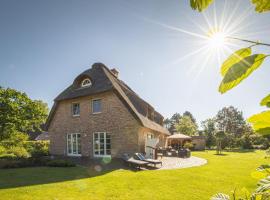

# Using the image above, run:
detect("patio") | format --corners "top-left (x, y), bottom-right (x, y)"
top-left (158, 156), bottom-right (207, 170)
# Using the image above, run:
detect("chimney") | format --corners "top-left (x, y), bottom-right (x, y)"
top-left (111, 68), bottom-right (119, 78)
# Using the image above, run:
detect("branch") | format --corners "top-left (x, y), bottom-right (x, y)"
top-left (227, 36), bottom-right (270, 47)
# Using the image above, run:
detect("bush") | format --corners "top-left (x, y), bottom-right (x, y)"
top-left (24, 141), bottom-right (49, 158)
top-left (184, 142), bottom-right (194, 149)
top-left (7, 146), bottom-right (30, 158)
top-left (46, 159), bottom-right (76, 167)
top-left (0, 153), bottom-right (17, 160)
top-left (0, 145), bottom-right (6, 155)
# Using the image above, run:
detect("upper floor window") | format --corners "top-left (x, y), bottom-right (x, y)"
top-left (72, 103), bottom-right (80, 116)
top-left (81, 78), bottom-right (91, 87)
top-left (92, 99), bottom-right (101, 114)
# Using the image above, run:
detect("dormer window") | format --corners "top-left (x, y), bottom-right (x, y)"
top-left (81, 78), bottom-right (91, 87)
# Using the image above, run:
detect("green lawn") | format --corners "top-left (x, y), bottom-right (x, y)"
top-left (0, 150), bottom-right (268, 200)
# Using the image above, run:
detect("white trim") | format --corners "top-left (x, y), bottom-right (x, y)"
top-left (93, 132), bottom-right (111, 157)
top-left (81, 78), bottom-right (92, 87)
top-left (92, 99), bottom-right (102, 114)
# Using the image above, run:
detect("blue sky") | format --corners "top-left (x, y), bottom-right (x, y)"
top-left (0, 0), bottom-right (269, 124)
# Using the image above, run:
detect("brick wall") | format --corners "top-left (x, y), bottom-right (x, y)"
top-left (48, 91), bottom-right (142, 158)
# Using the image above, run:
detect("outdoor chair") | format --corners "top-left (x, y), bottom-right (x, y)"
top-left (134, 153), bottom-right (162, 167)
top-left (122, 153), bottom-right (149, 169)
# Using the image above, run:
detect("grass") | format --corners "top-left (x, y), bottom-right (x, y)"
top-left (0, 150), bottom-right (268, 200)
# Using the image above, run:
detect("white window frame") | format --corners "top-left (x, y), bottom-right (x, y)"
top-left (67, 133), bottom-right (81, 156)
top-left (81, 78), bottom-right (92, 87)
top-left (93, 132), bottom-right (111, 157)
top-left (92, 99), bottom-right (102, 114)
top-left (72, 103), bottom-right (80, 117)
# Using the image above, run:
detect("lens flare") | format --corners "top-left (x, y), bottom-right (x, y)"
top-left (208, 28), bottom-right (227, 49)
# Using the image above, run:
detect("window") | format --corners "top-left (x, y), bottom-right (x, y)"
top-left (93, 132), bottom-right (111, 157)
top-left (81, 78), bottom-right (91, 87)
top-left (67, 133), bottom-right (81, 156)
top-left (72, 103), bottom-right (80, 116)
top-left (147, 133), bottom-right (154, 139)
top-left (92, 99), bottom-right (101, 113)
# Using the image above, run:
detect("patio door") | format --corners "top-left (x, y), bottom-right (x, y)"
top-left (93, 132), bottom-right (111, 157)
top-left (145, 133), bottom-right (158, 159)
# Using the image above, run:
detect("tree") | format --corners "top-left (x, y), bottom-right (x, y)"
top-left (169, 113), bottom-right (182, 133)
top-left (215, 131), bottom-right (226, 155)
top-left (175, 115), bottom-right (197, 136)
top-left (0, 87), bottom-right (48, 140)
top-left (183, 111), bottom-right (196, 124)
top-left (215, 106), bottom-right (247, 148)
top-left (163, 118), bottom-right (171, 130)
top-left (189, 0), bottom-right (270, 136)
top-left (201, 118), bottom-right (216, 149)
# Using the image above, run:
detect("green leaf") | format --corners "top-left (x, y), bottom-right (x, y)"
top-left (251, 0), bottom-right (270, 13)
top-left (211, 193), bottom-right (230, 200)
top-left (261, 94), bottom-right (270, 108)
top-left (221, 47), bottom-right (252, 76)
top-left (190, 0), bottom-right (214, 12)
top-left (219, 54), bottom-right (267, 94)
top-left (248, 111), bottom-right (270, 135)
top-left (256, 176), bottom-right (270, 192)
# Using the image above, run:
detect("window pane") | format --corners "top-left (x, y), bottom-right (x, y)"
top-left (92, 100), bottom-right (101, 113)
top-left (72, 134), bottom-right (77, 154)
top-left (67, 134), bottom-right (72, 154)
top-left (72, 103), bottom-right (80, 115)
top-left (106, 133), bottom-right (111, 155)
top-left (77, 134), bottom-right (81, 154)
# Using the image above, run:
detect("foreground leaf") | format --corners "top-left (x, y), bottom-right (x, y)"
top-left (211, 193), bottom-right (230, 200)
top-left (248, 111), bottom-right (270, 135)
top-left (261, 94), bottom-right (270, 108)
top-left (219, 54), bottom-right (267, 93)
top-left (251, 0), bottom-right (270, 13)
top-left (190, 0), bottom-right (214, 12)
top-left (221, 47), bottom-right (252, 76)
top-left (257, 176), bottom-right (270, 192)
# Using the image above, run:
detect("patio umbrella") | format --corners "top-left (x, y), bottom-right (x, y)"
top-left (166, 133), bottom-right (192, 148)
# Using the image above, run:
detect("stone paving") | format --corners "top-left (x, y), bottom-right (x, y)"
top-left (157, 156), bottom-right (207, 170)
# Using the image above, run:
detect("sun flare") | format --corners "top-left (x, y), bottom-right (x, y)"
top-left (207, 29), bottom-right (227, 49)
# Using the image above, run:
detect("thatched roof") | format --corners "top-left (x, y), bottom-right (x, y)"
top-left (45, 63), bottom-right (170, 135)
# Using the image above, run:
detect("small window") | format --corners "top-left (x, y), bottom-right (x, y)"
top-left (92, 99), bottom-right (101, 113)
top-left (81, 78), bottom-right (91, 87)
top-left (72, 103), bottom-right (80, 116)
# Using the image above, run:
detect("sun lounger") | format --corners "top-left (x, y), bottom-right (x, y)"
top-left (122, 153), bottom-right (149, 169)
top-left (134, 153), bottom-right (162, 167)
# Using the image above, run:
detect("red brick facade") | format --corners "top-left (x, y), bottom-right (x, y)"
top-left (48, 91), bottom-right (166, 158)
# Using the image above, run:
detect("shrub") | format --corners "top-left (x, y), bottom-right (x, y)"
top-left (0, 145), bottom-right (6, 155)
top-left (24, 141), bottom-right (49, 158)
top-left (7, 146), bottom-right (30, 158)
top-left (46, 159), bottom-right (76, 167)
top-left (0, 153), bottom-right (17, 160)
top-left (184, 142), bottom-right (194, 149)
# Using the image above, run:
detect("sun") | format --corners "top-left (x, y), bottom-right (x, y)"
top-left (207, 28), bottom-right (227, 49)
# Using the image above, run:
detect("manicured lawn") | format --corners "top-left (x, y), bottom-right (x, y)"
top-left (0, 150), bottom-right (268, 200)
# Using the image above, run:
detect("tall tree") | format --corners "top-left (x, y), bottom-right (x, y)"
top-left (0, 87), bottom-right (48, 140)
top-left (175, 115), bottom-right (197, 136)
top-left (183, 111), bottom-right (196, 124)
top-left (215, 106), bottom-right (246, 148)
top-left (169, 113), bottom-right (182, 133)
top-left (201, 118), bottom-right (216, 149)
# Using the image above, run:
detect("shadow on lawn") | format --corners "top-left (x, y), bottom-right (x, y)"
top-left (0, 158), bottom-right (135, 190)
